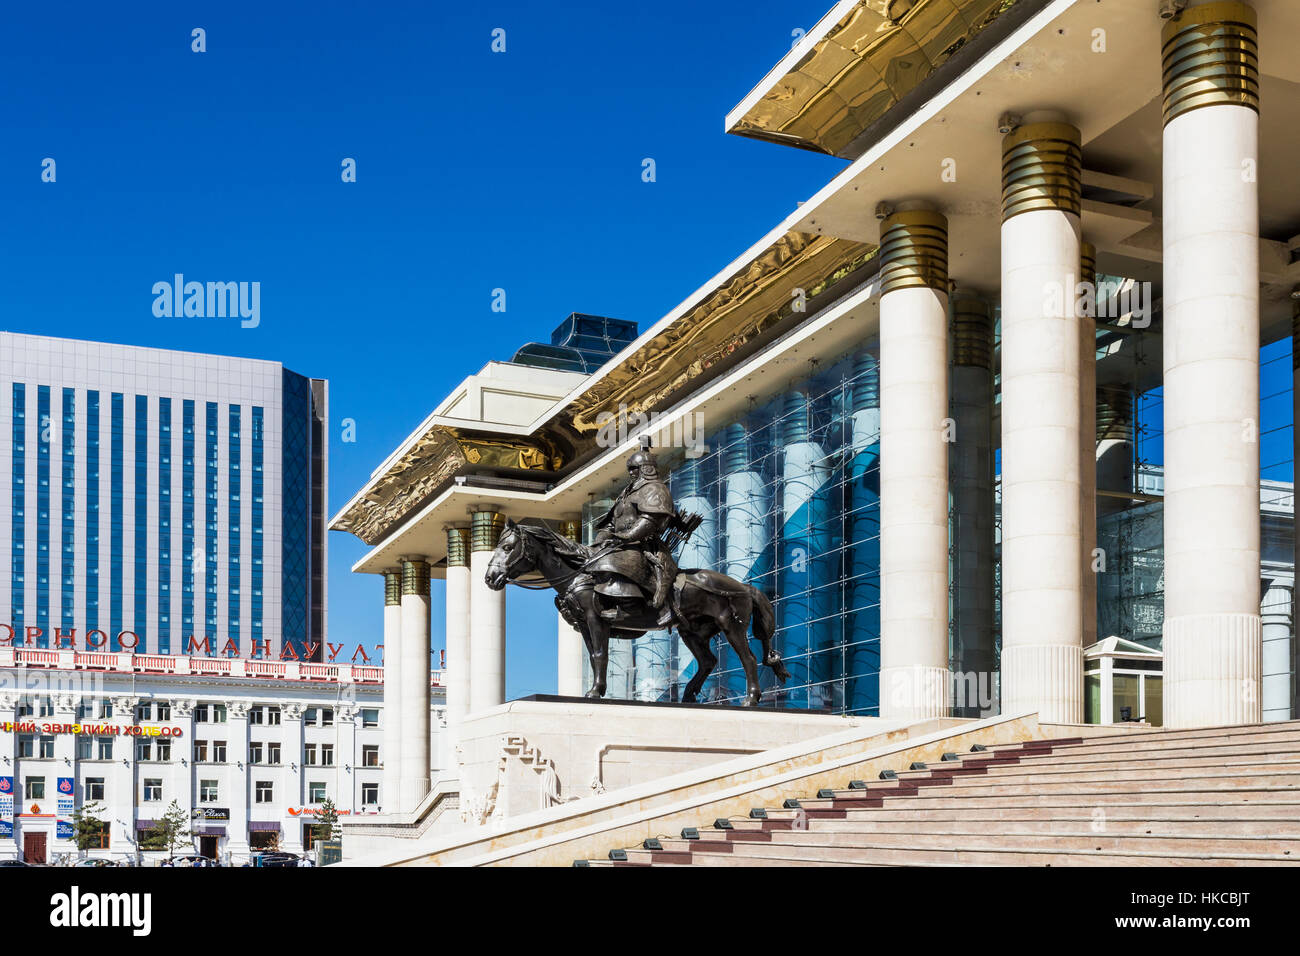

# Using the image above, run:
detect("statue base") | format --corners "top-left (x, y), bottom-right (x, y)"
top-left (454, 696), bottom-right (877, 825)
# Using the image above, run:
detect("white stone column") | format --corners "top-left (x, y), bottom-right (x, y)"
top-left (555, 519), bottom-right (585, 697)
top-left (398, 558), bottom-right (431, 813)
top-left (469, 510), bottom-right (506, 712)
top-left (1080, 242), bottom-right (1099, 653)
top-left (442, 527), bottom-right (471, 772)
top-left (380, 569), bottom-right (402, 811)
top-left (999, 116), bottom-right (1085, 724)
top-left (0, 695), bottom-right (16, 861)
top-left (1161, 2), bottom-right (1261, 728)
top-left (1261, 582), bottom-right (1293, 722)
top-left (281, 705), bottom-right (305, 852)
top-left (878, 205), bottom-right (951, 719)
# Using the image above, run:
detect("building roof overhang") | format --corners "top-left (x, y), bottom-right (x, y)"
top-left (334, 0), bottom-right (1300, 559)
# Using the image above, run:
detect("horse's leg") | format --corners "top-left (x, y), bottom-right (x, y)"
top-left (720, 595), bottom-right (761, 705)
top-left (679, 628), bottom-right (717, 703)
top-left (576, 588), bottom-right (609, 698)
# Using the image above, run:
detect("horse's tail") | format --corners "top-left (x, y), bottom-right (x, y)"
top-left (748, 585), bottom-right (790, 685)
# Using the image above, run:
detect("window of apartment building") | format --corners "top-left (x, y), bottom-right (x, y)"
top-left (85, 777), bottom-right (105, 801)
top-left (212, 741), bottom-right (227, 763)
top-left (361, 708), bottom-right (379, 728)
top-left (249, 705), bottom-right (280, 726)
top-left (194, 740), bottom-right (209, 763)
top-left (156, 700), bottom-right (171, 721)
top-left (18, 696), bottom-right (54, 718)
top-left (250, 742), bottom-right (264, 764)
top-left (304, 744), bottom-right (317, 766)
top-left (17, 735), bottom-right (36, 759)
top-left (143, 779), bottom-right (162, 802)
top-left (95, 737), bottom-right (112, 760)
top-left (305, 707), bottom-right (334, 727)
top-left (266, 742), bottom-right (281, 765)
top-left (308, 782), bottom-right (326, 803)
top-left (199, 780), bottom-right (219, 803)
top-left (75, 736), bottom-right (92, 761)
top-left (38, 735), bottom-right (54, 759)
top-left (194, 703), bottom-right (227, 724)
top-left (137, 738), bottom-right (172, 764)
top-left (321, 744), bottom-right (334, 767)
top-left (361, 783), bottom-right (378, 806)
top-left (255, 781), bottom-right (273, 804)
top-left (25, 777), bottom-right (45, 799)
top-left (362, 745), bottom-right (380, 768)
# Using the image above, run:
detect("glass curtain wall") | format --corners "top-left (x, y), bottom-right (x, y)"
top-left (582, 346), bottom-right (882, 714)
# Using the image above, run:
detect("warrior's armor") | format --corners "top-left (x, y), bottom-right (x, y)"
top-left (588, 447), bottom-right (678, 622)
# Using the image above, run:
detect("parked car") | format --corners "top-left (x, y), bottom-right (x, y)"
top-left (73, 858), bottom-right (121, 867)
top-left (246, 851), bottom-right (301, 868)
top-left (166, 854), bottom-right (220, 867)
top-left (0, 860), bottom-right (32, 867)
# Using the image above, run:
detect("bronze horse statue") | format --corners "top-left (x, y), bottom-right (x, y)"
top-left (484, 519), bottom-right (790, 706)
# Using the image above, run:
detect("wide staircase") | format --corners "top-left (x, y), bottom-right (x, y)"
top-left (579, 721), bottom-right (1300, 866)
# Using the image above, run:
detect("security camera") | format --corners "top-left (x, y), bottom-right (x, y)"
top-left (998, 112), bottom-right (1021, 135)
top-left (874, 201), bottom-right (894, 221)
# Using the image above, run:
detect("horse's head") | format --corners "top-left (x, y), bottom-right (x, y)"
top-left (484, 518), bottom-right (534, 590)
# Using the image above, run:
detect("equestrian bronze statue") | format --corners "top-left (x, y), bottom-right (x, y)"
top-left (484, 445), bottom-right (790, 706)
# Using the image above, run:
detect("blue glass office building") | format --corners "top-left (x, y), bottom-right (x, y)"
top-left (0, 333), bottom-right (328, 660)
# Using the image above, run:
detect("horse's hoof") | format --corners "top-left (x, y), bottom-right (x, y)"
top-left (585, 688), bottom-right (605, 699)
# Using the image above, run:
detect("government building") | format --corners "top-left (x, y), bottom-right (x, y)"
top-left (328, 0), bottom-right (1300, 865)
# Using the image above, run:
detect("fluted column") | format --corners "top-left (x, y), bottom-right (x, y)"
top-left (1079, 242), bottom-right (1098, 654)
top-left (1261, 582), bottom-right (1293, 722)
top-left (380, 569), bottom-right (401, 810)
top-left (1161, 2), bottom-right (1261, 728)
top-left (1000, 115), bottom-right (1084, 723)
top-left (398, 557), bottom-right (431, 812)
top-left (469, 510), bottom-right (506, 712)
top-left (878, 205), bottom-right (951, 719)
top-left (949, 291), bottom-right (996, 715)
top-left (443, 527), bottom-right (471, 770)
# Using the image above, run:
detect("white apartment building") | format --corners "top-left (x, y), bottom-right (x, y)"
top-left (0, 646), bottom-right (445, 864)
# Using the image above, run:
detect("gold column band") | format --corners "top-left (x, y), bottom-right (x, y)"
top-left (470, 511), bottom-right (505, 552)
top-left (950, 292), bottom-right (993, 370)
top-left (1161, 1), bottom-right (1258, 125)
top-left (1001, 121), bottom-right (1082, 222)
top-left (446, 527), bottom-right (469, 567)
top-left (400, 559), bottom-right (430, 596)
top-left (557, 519), bottom-right (580, 541)
top-left (1080, 242), bottom-right (1097, 288)
top-left (383, 570), bottom-right (401, 607)
top-left (878, 209), bottom-right (948, 295)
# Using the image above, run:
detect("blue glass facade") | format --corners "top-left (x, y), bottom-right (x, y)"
top-left (10, 385), bottom-right (25, 640)
top-left (60, 389), bottom-right (75, 633)
top-left (182, 399), bottom-right (195, 645)
top-left (586, 348), bottom-right (882, 713)
top-left (85, 392), bottom-right (100, 637)
top-left (204, 402), bottom-right (218, 643)
top-left (36, 386), bottom-right (50, 647)
top-left (158, 398), bottom-right (171, 653)
top-left (109, 393), bottom-right (123, 651)
top-left (134, 395), bottom-right (148, 652)
top-left (279, 370), bottom-right (325, 661)
top-left (251, 406), bottom-right (265, 655)
top-left (228, 405), bottom-right (241, 648)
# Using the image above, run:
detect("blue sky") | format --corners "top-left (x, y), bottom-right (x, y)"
top-left (0, 0), bottom-right (846, 696)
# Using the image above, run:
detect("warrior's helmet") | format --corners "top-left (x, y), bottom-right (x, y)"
top-left (627, 442), bottom-right (660, 480)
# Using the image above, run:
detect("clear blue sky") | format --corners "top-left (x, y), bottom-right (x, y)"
top-left (0, 0), bottom-right (845, 697)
